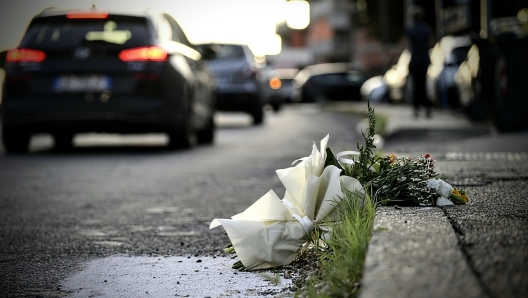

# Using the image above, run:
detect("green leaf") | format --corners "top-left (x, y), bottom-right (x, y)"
top-left (324, 147), bottom-right (343, 171)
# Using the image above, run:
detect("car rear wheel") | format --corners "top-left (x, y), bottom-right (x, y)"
top-left (197, 114), bottom-right (215, 144)
top-left (251, 106), bottom-right (264, 125)
top-left (53, 133), bottom-right (74, 151)
top-left (167, 112), bottom-right (197, 149)
top-left (2, 127), bottom-right (30, 153)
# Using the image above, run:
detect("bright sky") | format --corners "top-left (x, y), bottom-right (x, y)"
top-left (0, 0), bottom-right (307, 56)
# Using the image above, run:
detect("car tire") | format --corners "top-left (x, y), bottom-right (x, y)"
top-left (167, 111), bottom-right (197, 149)
top-left (197, 114), bottom-right (215, 144)
top-left (251, 106), bottom-right (264, 125)
top-left (53, 133), bottom-right (74, 151)
top-left (2, 127), bottom-right (30, 153)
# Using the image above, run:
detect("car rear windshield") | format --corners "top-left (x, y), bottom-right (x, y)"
top-left (20, 15), bottom-right (151, 51)
top-left (205, 44), bottom-right (245, 60)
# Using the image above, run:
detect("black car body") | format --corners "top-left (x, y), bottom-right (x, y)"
top-left (291, 63), bottom-right (366, 103)
top-left (1, 7), bottom-right (216, 152)
top-left (196, 43), bottom-right (265, 124)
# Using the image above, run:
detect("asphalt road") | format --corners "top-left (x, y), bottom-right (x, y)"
top-left (0, 104), bottom-right (364, 296)
top-left (1, 103), bottom-right (527, 297)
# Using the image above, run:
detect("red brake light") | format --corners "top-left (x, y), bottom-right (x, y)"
top-left (6, 48), bottom-right (46, 63)
top-left (119, 47), bottom-right (168, 62)
top-left (67, 10), bottom-right (109, 19)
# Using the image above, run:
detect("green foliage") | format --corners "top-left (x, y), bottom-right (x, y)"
top-left (342, 100), bottom-right (438, 205)
top-left (369, 155), bottom-right (438, 205)
top-left (344, 101), bottom-right (380, 186)
top-left (297, 189), bottom-right (376, 297)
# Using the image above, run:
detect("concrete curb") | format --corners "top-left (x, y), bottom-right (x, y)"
top-left (323, 101), bottom-right (494, 297)
top-left (358, 206), bottom-right (485, 298)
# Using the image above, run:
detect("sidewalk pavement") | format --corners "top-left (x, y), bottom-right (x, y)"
top-left (326, 102), bottom-right (527, 298)
top-left (324, 101), bottom-right (492, 139)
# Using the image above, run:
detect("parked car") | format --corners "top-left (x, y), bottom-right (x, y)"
top-left (489, 15), bottom-right (528, 131)
top-left (262, 67), bottom-right (299, 110)
top-left (291, 63), bottom-right (366, 103)
top-left (360, 75), bottom-right (388, 103)
top-left (361, 49), bottom-right (411, 104)
top-left (454, 44), bottom-right (480, 110)
top-left (426, 35), bottom-right (473, 109)
top-left (196, 43), bottom-right (265, 124)
top-left (456, 15), bottom-right (528, 131)
top-left (1, 7), bottom-right (216, 153)
top-left (383, 49), bottom-right (412, 103)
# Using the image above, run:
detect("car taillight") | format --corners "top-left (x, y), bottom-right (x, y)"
top-left (6, 48), bottom-right (46, 63)
top-left (119, 47), bottom-right (168, 62)
top-left (67, 10), bottom-right (109, 19)
top-left (269, 77), bottom-right (282, 90)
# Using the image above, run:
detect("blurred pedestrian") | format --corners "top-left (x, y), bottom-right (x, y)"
top-left (404, 6), bottom-right (434, 118)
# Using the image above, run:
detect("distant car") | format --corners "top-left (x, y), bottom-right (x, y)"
top-left (360, 75), bottom-right (389, 103)
top-left (1, 7), bottom-right (216, 153)
top-left (263, 68), bottom-right (299, 110)
top-left (196, 43), bottom-right (265, 124)
top-left (383, 49), bottom-right (412, 103)
top-left (291, 63), bottom-right (366, 103)
top-left (426, 35), bottom-right (473, 109)
top-left (454, 44), bottom-right (481, 111)
top-left (360, 50), bottom-right (412, 104)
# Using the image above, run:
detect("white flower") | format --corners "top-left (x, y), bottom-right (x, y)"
top-left (427, 178), bottom-right (455, 206)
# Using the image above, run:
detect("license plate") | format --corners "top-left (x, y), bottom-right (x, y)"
top-left (54, 75), bottom-right (111, 92)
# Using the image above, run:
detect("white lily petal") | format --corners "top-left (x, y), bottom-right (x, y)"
top-left (336, 150), bottom-right (361, 165)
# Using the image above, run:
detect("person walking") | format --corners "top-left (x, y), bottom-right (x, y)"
top-left (404, 6), bottom-right (435, 118)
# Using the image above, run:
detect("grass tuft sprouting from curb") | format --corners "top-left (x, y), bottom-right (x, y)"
top-left (297, 100), bottom-right (378, 297)
top-left (297, 191), bottom-right (376, 297)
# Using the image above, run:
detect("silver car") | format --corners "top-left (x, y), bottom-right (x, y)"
top-left (198, 43), bottom-right (265, 124)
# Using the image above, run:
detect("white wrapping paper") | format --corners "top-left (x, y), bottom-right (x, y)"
top-left (210, 135), bottom-right (363, 270)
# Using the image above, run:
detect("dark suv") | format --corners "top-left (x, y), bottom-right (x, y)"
top-left (197, 43), bottom-right (265, 124)
top-left (1, 7), bottom-right (216, 152)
